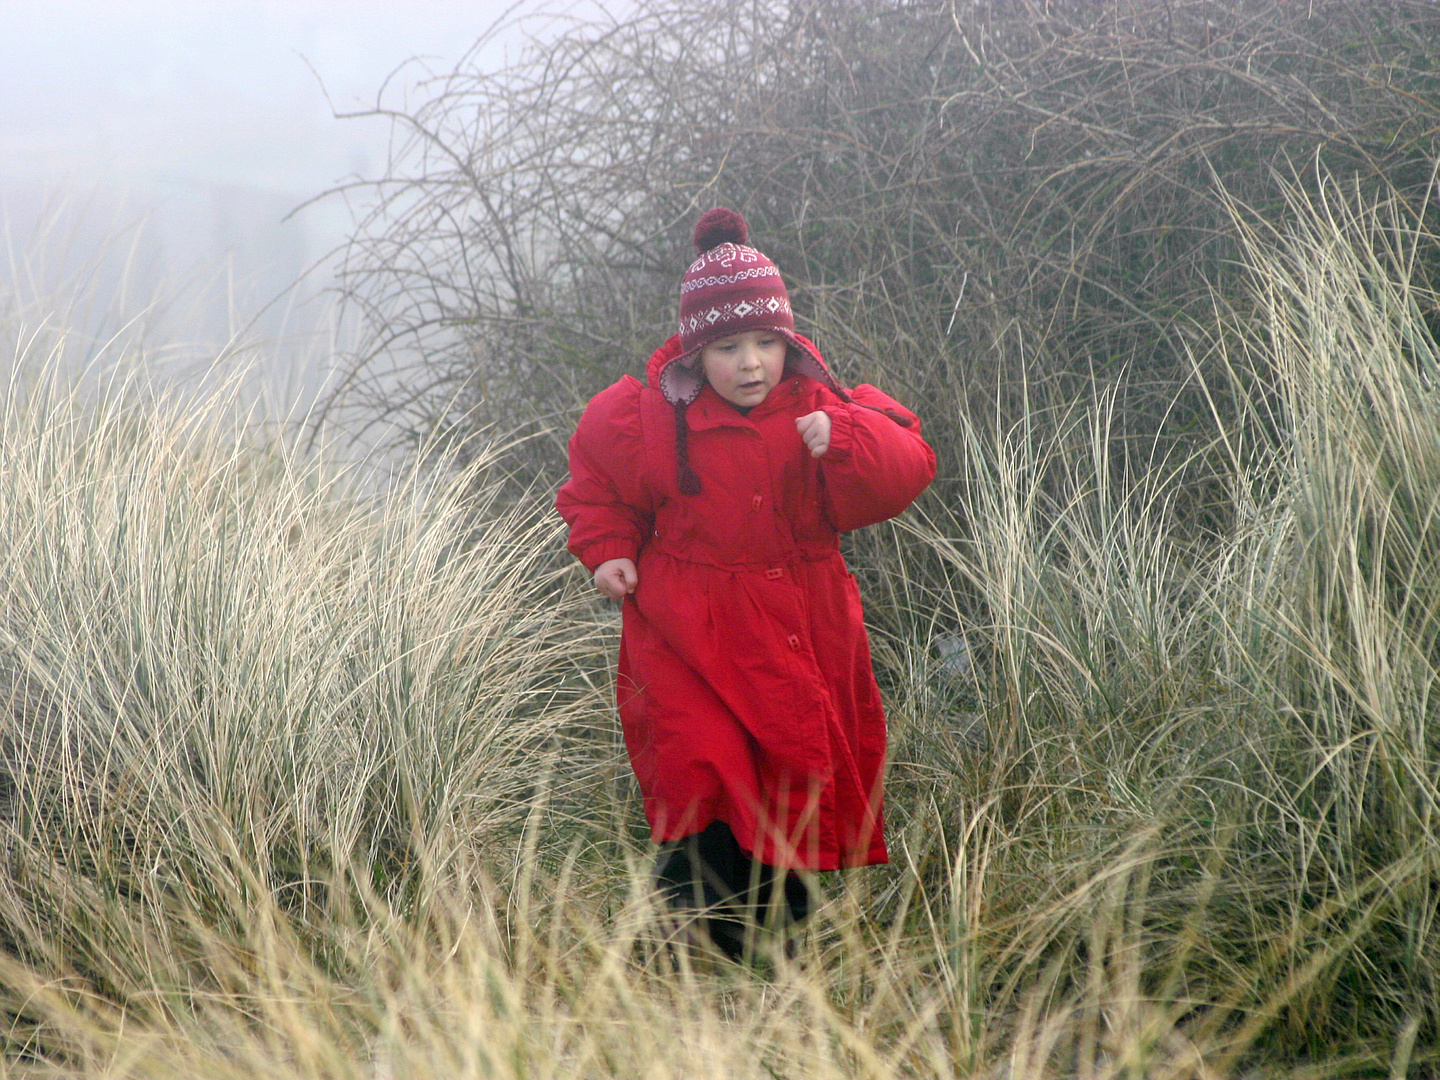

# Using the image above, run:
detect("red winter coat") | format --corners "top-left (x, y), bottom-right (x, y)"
top-left (556, 335), bottom-right (935, 870)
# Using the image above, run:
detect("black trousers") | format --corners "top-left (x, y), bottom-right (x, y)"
top-left (653, 820), bottom-right (810, 960)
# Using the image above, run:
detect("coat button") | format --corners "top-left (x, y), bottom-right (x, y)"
top-left (765, 567), bottom-right (783, 580)
top-left (787, 634), bottom-right (801, 650)
top-left (751, 493), bottom-right (763, 511)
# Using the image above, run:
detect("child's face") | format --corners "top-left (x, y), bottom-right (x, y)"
top-left (699, 330), bottom-right (786, 408)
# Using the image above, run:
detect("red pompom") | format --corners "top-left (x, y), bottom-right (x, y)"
top-left (693, 208), bottom-right (748, 253)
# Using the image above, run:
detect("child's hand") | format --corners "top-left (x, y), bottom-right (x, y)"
top-left (796, 410), bottom-right (832, 458)
top-left (594, 557), bottom-right (638, 601)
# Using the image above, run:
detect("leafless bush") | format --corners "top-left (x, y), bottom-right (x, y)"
top-left (324, 0), bottom-right (1440, 518)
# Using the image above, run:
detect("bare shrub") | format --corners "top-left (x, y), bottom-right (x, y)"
top-left (325, 0), bottom-right (1440, 511)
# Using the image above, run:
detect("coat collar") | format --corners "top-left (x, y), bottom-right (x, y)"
top-left (683, 377), bottom-right (813, 431)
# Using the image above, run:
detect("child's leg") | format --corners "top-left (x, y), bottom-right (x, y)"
top-left (654, 821), bottom-right (808, 961)
top-left (654, 820), bottom-right (745, 909)
top-left (655, 821), bottom-right (751, 959)
top-left (754, 867), bottom-right (811, 926)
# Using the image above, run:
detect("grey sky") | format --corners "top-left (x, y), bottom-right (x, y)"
top-left (0, 0), bottom-right (530, 195)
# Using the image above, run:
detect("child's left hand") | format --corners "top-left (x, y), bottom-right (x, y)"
top-left (796, 410), bottom-right (832, 458)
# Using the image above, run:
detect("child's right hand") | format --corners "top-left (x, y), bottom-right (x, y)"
top-left (594, 557), bottom-right (638, 600)
top-left (796, 409), bottom-right (832, 457)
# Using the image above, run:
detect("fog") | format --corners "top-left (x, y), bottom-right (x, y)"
top-left (0, 0), bottom-right (542, 415)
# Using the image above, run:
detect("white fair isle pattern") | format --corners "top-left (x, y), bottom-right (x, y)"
top-left (678, 297), bottom-right (792, 338)
top-left (686, 242), bottom-right (764, 274)
top-left (679, 264), bottom-right (782, 295)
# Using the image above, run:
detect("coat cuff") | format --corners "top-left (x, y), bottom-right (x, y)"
top-left (820, 404), bottom-right (855, 462)
top-left (575, 537), bottom-right (640, 574)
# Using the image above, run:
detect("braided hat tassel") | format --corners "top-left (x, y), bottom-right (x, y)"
top-left (674, 399), bottom-right (702, 495)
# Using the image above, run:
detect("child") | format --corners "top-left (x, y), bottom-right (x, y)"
top-left (556, 208), bottom-right (936, 960)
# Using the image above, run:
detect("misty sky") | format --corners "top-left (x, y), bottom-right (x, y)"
top-left (0, 0), bottom-right (559, 383)
top-left (0, 0), bottom-right (533, 194)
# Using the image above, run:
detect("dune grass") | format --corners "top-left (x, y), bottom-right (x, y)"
top-left (3, 181), bottom-right (1440, 1078)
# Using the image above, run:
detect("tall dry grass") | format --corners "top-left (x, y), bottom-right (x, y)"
top-left (877, 177), bottom-right (1440, 1073)
top-left (4, 179), bottom-right (1440, 1077)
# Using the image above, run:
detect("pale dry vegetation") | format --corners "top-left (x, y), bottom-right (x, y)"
top-left (2, 179), bottom-right (1439, 1078)
top-left (5, 0), bottom-right (1440, 1077)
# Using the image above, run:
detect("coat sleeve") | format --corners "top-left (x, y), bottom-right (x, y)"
top-left (555, 376), bottom-right (656, 571)
top-left (818, 384), bottom-right (937, 532)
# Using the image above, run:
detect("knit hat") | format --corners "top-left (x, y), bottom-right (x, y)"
top-left (657, 208), bottom-right (846, 410)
